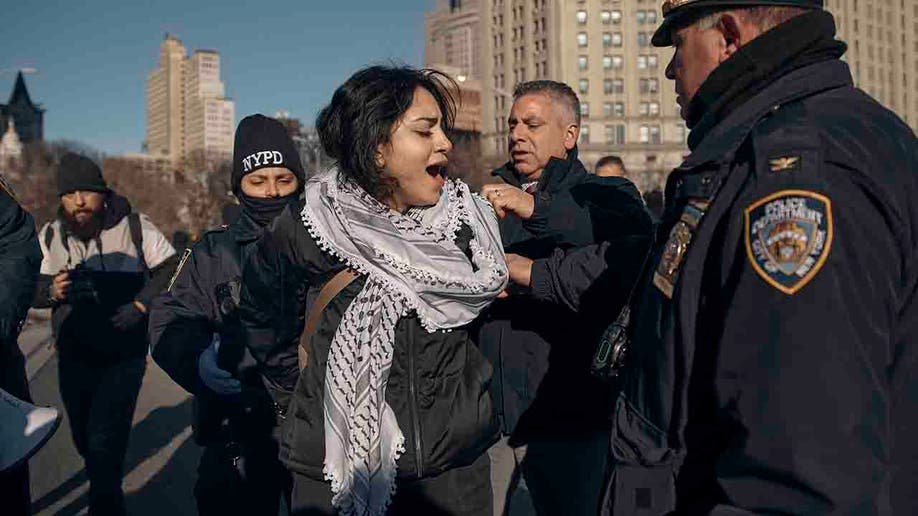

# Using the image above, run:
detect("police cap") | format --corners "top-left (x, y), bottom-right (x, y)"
top-left (652, 0), bottom-right (823, 47)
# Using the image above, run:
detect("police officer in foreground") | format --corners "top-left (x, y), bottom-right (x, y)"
top-left (149, 115), bottom-right (305, 515)
top-left (503, 0), bottom-right (918, 513)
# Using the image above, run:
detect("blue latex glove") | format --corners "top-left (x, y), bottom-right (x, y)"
top-left (198, 334), bottom-right (242, 396)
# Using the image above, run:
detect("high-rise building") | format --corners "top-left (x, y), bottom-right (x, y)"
top-left (183, 50), bottom-right (235, 163)
top-left (426, 1), bottom-right (489, 186)
top-left (481, 0), bottom-right (685, 193)
top-left (426, 0), bottom-right (483, 80)
top-left (145, 35), bottom-right (186, 161)
top-left (828, 0), bottom-right (917, 131)
top-left (145, 34), bottom-right (235, 166)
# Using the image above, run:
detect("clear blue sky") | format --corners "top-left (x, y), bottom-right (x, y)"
top-left (0, 0), bottom-right (433, 155)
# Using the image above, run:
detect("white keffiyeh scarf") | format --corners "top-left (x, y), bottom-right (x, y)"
top-left (301, 169), bottom-right (507, 515)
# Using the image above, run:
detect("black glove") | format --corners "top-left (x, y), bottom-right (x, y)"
top-left (110, 302), bottom-right (145, 331)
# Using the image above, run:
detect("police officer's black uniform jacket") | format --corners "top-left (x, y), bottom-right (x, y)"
top-left (0, 181), bottom-right (41, 402)
top-left (478, 148), bottom-right (652, 443)
top-left (536, 11), bottom-right (917, 514)
top-left (149, 211), bottom-right (278, 441)
top-left (239, 200), bottom-right (498, 481)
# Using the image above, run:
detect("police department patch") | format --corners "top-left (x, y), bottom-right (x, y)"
top-left (745, 190), bottom-right (832, 295)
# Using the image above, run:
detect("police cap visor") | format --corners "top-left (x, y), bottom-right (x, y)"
top-left (652, 0), bottom-right (823, 47)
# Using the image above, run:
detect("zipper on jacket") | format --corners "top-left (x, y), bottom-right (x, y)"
top-left (407, 328), bottom-right (424, 478)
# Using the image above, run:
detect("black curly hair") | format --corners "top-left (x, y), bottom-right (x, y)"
top-left (316, 65), bottom-right (458, 202)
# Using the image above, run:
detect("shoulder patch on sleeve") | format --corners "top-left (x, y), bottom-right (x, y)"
top-left (744, 189), bottom-right (832, 295)
top-left (167, 248), bottom-right (193, 292)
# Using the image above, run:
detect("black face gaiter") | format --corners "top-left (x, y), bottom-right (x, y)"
top-left (238, 193), bottom-right (299, 227)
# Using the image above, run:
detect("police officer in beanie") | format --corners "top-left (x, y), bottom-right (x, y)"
top-left (500, 0), bottom-right (918, 513)
top-left (149, 114), bottom-right (305, 515)
top-left (33, 153), bottom-right (177, 515)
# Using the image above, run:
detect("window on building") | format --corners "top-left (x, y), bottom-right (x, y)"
top-left (579, 79), bottom-right (589, 94)
top-left (640, 102), bottom-right (649, 115)
top-left (637, 10), bottom-right (646, 23)
top-left (649, 101), bottom-right (660, 115)
top-left (640, 78), bottom-right (659, 93)
top-left (650, 125), bottom-right (661, 143)
top-left (603, 32), bottom-right (612, 47)
top-left (638, 55), bottom-right (648, 69)
top-left (603, 79), bottom-right (613, 94)
top-left (605, 124), bottom-right (626, 144)
top-left (614, 102), bottom-right (624, 116)
top-left (640, 125), bottom-right (650, 143)
top-left (601, 10), bottom-right (611, 24)
top-left (612, 10), bottom-right (622, 23)
top-left (580, 124), bottom-right (590, 143)
top-left (577, 10), bottom-right (588, 24)
top-left (603, 102), bottom-right (613, 117)
top-left (613, 55), bottom-right (624, 69)
top-left (649, 55), bottom-right (659, 69)
top-left (581, 102), bottom-right (590, 118)
top-left (603, 55), bottom-right (612, 70)
top-left (579, 55), bottom-right (589, 71)
top-left (638, 32), bottom-right (650, 47)
top-left (578, 32), bottom-right (588, 47)
top-left (612, 32), bottom-right (623, 46)
top-left (613, 78), bottom-right (624, 93)
top-left (647, 11), bottom-right (658, 23)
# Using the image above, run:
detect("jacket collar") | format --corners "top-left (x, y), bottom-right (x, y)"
top-left (684, 59), bottom-right (852, 167)
top-left (492, 146), bottom-right (584, 192)
top-left (229, 210), bottom-right (263, 244)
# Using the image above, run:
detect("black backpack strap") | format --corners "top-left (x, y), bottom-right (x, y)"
top-left (43, 223), bottom-right (55, 250)
top-left (127, 212), bottom-right (147, 274)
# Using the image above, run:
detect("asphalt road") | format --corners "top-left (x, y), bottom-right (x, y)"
top-left (20, 313), bottom-right (200, 515)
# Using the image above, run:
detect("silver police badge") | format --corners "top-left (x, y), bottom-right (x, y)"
top-left (745, 190), bottom-right (833, 295)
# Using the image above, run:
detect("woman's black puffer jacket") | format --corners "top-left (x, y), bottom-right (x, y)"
top-left (239, 201), bottom-right (499, 480)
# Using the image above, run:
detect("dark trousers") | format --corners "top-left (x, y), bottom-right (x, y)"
top-left (521, 430), bottom-right (610, 516)
top-left (291, 452), bottom-right (492, 516)
top-left (58, 355), bottom-right (146, 516)
top-left (0, 340), bottom-right (33, 516)
top-left (195, 430), bottom-right (291, 516)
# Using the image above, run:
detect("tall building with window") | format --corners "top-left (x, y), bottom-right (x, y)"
top-left (183, 50), bottom-right (235, 163)
top-left (426, 0), bottom-right (483, 80)
top-left (481, 0), bottom-right (685, 192)
top-left (828, 0), bottom-right (917, 131)
top-left (145, 34), bottom-right (235, 166)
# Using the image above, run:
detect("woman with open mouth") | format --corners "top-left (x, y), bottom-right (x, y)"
top-left (239, 65), bottom-right (508, 516)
